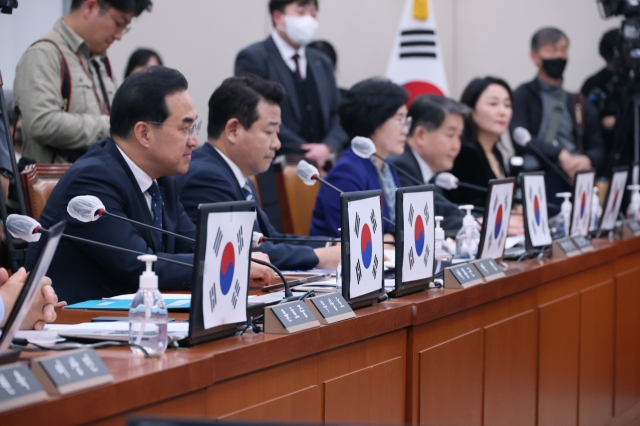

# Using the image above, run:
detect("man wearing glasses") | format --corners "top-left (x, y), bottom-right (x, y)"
top-left (25, 66), bottom-right (274, 304)
top-left (14, 0), bottom-right (152, 163)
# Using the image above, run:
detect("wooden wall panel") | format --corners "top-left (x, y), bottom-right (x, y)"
top-left (615, 268), bottom-right (640, 416)
top-left (538, 294), bottom-right (580, 426)
top-left (418, 329), bottom-right (483, 426)
top-left (220, 386), bottom-right (320, 422)
top-left (579, 281), bottom-right (615, 426)
top-left (484, 310), bottom-right (538, 426)
top-left (324, 357), bottom-right (404, 425)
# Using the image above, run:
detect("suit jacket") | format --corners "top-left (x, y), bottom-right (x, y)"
top-left (310, 148), bottom-right (399, 238)
top-left (447, 140), bottom-right (505, 209)
top-left (391, 145), bottom-right (464, 233)
top-left (24, 139), bottom-right (196, 304)
top-left (177, 143), bottom-right (323, 270)
top-left (235, 36), bottom-right (347, 154)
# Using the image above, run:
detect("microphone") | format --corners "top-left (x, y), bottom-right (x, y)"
top-left (6, 214), bottom-right (192, 268)
top-left (297, 160), bottom-right (395, 226)
top-left (512, 127), bottom-right (573, 186)
top-left (67, 195), bottom-right (195, 243)
top-left (252, 231), bottom-right (393, 246)
top-left (435, 172), bottom-right (488, 193)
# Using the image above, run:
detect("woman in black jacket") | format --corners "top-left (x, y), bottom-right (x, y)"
top-left (447, 77), bottom-right (513, 208)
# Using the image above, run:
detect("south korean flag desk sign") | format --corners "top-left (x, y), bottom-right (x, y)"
top-left (389, 185), bottom-right (435, 298)
top-left (477, 178), bottom-right (516, 261)
top-left (341, 190), bottom-right (385, 309)
top-left (569, 170), bottom-right (596, 252)
top-left (185, 201), bottom-right (255, 347)
top-left (521, 172), bottom-right (552, 252)
top-left (599, 166), bottom-right (630, 236)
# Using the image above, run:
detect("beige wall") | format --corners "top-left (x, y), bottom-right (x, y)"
top-left (3, 0), bottom-right (622, 137)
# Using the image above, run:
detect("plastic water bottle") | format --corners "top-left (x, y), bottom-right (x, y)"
top-left (455, 205), bottom-right (480, 259)
top-left (129, 255), bottom-right (168, 356)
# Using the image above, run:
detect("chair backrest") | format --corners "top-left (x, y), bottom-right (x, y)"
top-left (273, 155), bottom-right (320, 236)
top-left (20, 164), bottom-right (71, 220)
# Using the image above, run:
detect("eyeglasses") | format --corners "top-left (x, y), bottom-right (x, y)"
top-left (146, 118), bottom-right (202, 142)
top-left (396, 116), bottom-right (412, 131)
top-left (106, 10), bottom-right (132, 34)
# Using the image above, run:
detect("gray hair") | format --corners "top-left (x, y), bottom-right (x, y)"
top-left (531, 27), bottom-right (569, 51)
top-left (408, 95), bottom-right (470, 135)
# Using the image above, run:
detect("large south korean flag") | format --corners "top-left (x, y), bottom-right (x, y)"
top-left (402, 191), bottom-right (434, 282)
top-left (201, 212), bottom-right (254, 329)
top-left (570, 171), bottom-right (595, 237)
top-left (348, 196), bottom-right (384, 299)
top-left (523, 174), bottom-right (552, 247)
top-left (386, 0), bottom-right (449, 105)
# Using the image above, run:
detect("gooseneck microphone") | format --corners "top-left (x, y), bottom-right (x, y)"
top-left (6, 215), bottom-right (192, 268)
top-left (512, 127), bottom-right (573, 186)
top-left (297, 160), bottom-right (396, 226)
top-left (67, 195), bottom-right (195, 243)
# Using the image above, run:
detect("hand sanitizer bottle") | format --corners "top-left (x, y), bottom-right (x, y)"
top-left (626, 185), bottom-right (640, 220)
top-left (455, 205), bottom-right (480, 259)
top-left (555, 192), bottom-right (572, 238)
top-left (129, 255), bottom-right (168, 356)
top-left (435, 216), bottom-right (453, 272)
top-left (590, 187), bottom-right (602, 231)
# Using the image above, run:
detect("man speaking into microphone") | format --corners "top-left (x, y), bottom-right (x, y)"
top-left (178, 74), bottom-right (341, 271)
top-left (25, 66), bottom-right (273, 304)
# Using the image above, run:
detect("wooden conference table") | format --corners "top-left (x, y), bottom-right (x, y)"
top-left (1, 236), bottom-right (640, 426)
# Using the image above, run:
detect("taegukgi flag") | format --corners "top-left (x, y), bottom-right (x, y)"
top-left (386, 0), bottom-right (449, 104)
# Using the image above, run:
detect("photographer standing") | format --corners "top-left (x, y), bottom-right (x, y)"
top-left (581, 29), bottom-right (620, 176)
top-left (13, 0), bottom-right (151, 164)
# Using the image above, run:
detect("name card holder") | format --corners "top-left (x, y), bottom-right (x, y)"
top-left (0, 362), bottom-right (48, 413)
top-left (30, 349), bottom-right (113, 396)
top-left (572, 236), bottom-right (594, 253)
top-left (622, 220), bottom-right (640, 238)
top-left (552, 237), bottom-right (581, 258)
top-left (264, 300), bottom-right (320, 334)
top-left (471, 258), bottom-right (506, 281)
top-left (444, 263), bottom-right (484, 289)
top-left (305, 293), bottom-right (355, 325)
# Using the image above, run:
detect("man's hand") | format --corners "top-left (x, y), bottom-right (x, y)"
top-left (558, 150), bottom-right (591, 180)
top-left (0, 267), bottom-right (59, 330)
top-left (508, 212), bottom-right (525, 236)
top-left (301, 143), bottom-right (332, 171)
top-left (314, 244), bottom-right (341, 269)
top-left (250, 252), bottom-right (274, 287)
top-left (572, 155), bottom-right (592, 173)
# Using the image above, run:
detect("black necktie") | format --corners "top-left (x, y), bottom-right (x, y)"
top-left (147, 181), bottom-right (163, 248)
top-left (292, 53), bottom-right (303, 82)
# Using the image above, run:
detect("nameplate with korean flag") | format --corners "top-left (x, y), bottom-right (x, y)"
top-left (471, 258), bottom-right (505, 281)
top-left (522, 173), bottom-right (552, 250)
top-left (30, 349), bottom-right (112, 396)
top-left (444, 263), bottom-right (484, 289)
top-left (201, 211), bottom-right (254, 330)
top-left (401, 189), bottom-right (435, 285)
top-left (264, 301), bottom-right (320, 334)
top-left (0, 362), bottom-right (48, 413)
top-left (570, 170), bottom-right (596, 238)
top-left (305, 293), bottom-right (355, 325)
top-left (478, 178), bottom-right (516, 260)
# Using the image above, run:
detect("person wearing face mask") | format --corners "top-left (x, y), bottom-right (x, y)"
top-left (511, 27), bottom-right (604, 213)
top-left (234, 0), bottom-right (347, 173)
top-left (14, 0), bottom-right (152, 164)
top-left (310, 78), bottom-right (408, 239)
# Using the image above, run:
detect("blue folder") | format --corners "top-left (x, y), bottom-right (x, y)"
top-left (63, 299), bottom-right (191, 311)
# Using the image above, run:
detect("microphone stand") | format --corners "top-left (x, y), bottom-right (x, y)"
top-left (525, 143), bottom-right (573, 187)
top-left (97, 209), bottom-right (195, 243)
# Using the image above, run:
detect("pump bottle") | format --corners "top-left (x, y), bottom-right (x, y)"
top-left (455, 205), bottom-right (480, 259)
top-left (555, 192), bottom-right (572, 238)
top-left (590, 187), bottom-right (602, 231)
top-left (434, 216), bottom-right (453, 272)
top-left (626, 185), bottom-right (640, 220)
top-left (129, 255), bottom-right (168, 356)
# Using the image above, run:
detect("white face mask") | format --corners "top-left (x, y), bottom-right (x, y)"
top-left (282, 15), bottom-right (319, 47)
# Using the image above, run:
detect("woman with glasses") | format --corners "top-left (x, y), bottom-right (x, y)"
top-left (310, 78), bottom-right (409, 238)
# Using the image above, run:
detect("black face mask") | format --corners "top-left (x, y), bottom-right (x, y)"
top-left (542, 58), bottom-right (567, 79)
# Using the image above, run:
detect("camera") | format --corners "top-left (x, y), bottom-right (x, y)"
top-left (0, 0), bottom-right (18, 15)
top-left (598, 0), bottom-right (640, 18)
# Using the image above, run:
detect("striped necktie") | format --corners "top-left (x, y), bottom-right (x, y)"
top-left (147, 181), bottom-right (163, 248)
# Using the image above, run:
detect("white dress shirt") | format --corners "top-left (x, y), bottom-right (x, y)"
top-left (117, 145), bottom-right (155, 215)
top-left (271, 30), bottom-right (308, 79)
top-left (412, 149), bottom-right (434, 183)
top-left (215, 147), bottom-right (246, 188)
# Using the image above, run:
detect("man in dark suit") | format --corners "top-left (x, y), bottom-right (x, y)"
top-left (25, 67), bottom-right (272, 304)
top-left (234, 0), bottom-right (346, 171)
top-left (391, 95), bottom-right (469, 233)
top-left (178, 74), bottom-right (341, 271)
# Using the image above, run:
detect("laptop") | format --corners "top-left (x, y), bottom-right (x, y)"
top-left (0, 220), bottom-right (66, 363)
